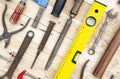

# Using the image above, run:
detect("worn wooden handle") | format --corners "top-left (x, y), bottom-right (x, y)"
top-left (71, 0), bottom-right (84, 15)
top-left (93, 28), bottom-right (120, 78)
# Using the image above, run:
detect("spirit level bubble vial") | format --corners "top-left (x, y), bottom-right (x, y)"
top-left (54, 1), bottom-right (107, 79)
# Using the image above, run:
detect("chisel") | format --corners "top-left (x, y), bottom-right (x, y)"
top-left (45, 0), bottom-right (84, 70)
top-left (93, 28), bottom-right (120, 79)
top-left (32, 0), bottom-right (48, 28)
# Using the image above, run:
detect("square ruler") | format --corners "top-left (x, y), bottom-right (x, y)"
top-left (53, 1), bottom-right (107, 79)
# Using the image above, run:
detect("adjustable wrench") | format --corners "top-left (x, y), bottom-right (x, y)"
top-left (88, 9), bottom-right (118, 55)
top-left (0, 31), bottom-right (34, 79)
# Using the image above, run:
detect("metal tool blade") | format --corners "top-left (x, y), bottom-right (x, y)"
top-left (32, 7), bottom-right (45, 28)
top-left (45, 17), bottom-right (72, 70)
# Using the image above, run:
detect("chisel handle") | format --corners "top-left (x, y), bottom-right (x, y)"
top-left (51, 0), bottom-right (67, 17)
top-left (93, 28), bottom-right (120, 78)
top-left (71, 0), bottom-right (84, 15)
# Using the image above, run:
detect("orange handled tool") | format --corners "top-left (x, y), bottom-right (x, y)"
top-left (93, 28), bottom-right (120, 78)
top-left (10, 0), bottom-right (26, 24)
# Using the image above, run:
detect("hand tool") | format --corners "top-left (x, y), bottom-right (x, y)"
top-left (51, 0), bottom-right (67, 17)
top-left (45, 0), bottom-right (84, 70)
top-left (0, 54), bottom-right (11, 62)
top-left (0, 31), bottom-right (34, 79)
top-left (0, 4), bottom-right (30, 48)
top-left (110, 75), bottom-right (114, 79)
top-left (31, 21), bottom-right (56, 69)
top-left (32, 0), bottom-right (48, 28)
top-left (88, 9), bottom-right (118, 55)
top-left (93, 28), bottom-right (120, 79)
top-left (17, 70), bottom-right (41, 79)
top-left (10, 0), bottom-right (26, 24)
top-left (80, 60), bottom-right (89, 79)
top-left (53, 1), bottom-right (106, 79)
top-left (118, 0), bottom-right (120, 4)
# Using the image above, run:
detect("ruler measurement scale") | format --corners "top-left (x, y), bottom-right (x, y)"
top-left (54, 1), bottom-right (107, 79)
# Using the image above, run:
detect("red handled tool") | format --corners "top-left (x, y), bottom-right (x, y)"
top-left (17, 70), bottom-right (41, 79)
top-left (10, 0), bottom-right (26, 23)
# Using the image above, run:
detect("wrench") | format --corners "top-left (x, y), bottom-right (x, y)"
top-left (88, 9), bottom-right (118, 55)
top-left (0, 31), bottom-right (34, 79)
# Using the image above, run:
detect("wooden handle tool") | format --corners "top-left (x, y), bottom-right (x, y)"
top-left (93, 28), bottom-right (120, 78)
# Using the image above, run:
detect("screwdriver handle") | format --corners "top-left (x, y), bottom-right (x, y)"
top-left (10, 1), bottom-right (26, 24)
top-left (51, 0), bottom-right (67, 17)
top-left (71, 0), bottom-right (84, 15)
top-left (93, 28), bottom-right (120, 78)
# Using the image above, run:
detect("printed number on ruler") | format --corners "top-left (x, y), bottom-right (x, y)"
top-left (54, 1), bottom-right (107, 79)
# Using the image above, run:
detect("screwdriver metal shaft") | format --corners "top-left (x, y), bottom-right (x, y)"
top-left (31, 21), bottom-right (56, 69)
top-left (45, 0), bottom-right (84, 70)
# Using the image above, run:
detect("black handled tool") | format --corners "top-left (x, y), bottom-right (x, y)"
top-left (45, 0), bottom-right (84, 70)
top-left (51, 0), bottom-right (67, 17)
top-left (31, 21), bottom-right (56, 69)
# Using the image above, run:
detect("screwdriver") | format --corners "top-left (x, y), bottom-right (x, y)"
top-left (45, 0), bottom-right (84, 70)
top-left (10, 0), bottom-right (26, 24)
top-left (31, 21), bottom-right (56, 69)
top-left (32, 0), bottom-right (49, 28)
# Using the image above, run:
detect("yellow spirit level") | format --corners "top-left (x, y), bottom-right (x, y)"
top-left (54, 1), bottom-right (107, 79)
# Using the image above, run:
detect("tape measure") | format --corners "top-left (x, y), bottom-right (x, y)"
top-left (54, 1), bottom-right (107, 79)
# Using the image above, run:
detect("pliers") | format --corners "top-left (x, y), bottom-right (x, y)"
top-left (0, 4), bottom-right (31, 48)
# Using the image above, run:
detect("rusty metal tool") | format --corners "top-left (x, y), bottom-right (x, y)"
top-left (110, 75), bottom-right (114, 79)
top-left (31, 21), bottom-right (56, 69)
top-left (80, 60), bottom-right (90, 79)
top-left (0, 4), bottom-right (30, 48)
top-left (31, 0), bottom-right (49, 28)
top-left (10, 0), bottom-right (26, 24)
top-left (93, 28), bottom-right (120, 79)
top-left (0, 54), bottom-right (11, 62)
top-left (51, 0), bottom-right (67, 17)
top-left (17, 70), bottom-right (41, 79)
top-left (118, 0), bottom-right (120, 4)
top-left (45, 0), bottom-right (84, 70)
top-left (0, 31), bottom-right (34, 79)
top-left (88, 9), bottom-right (118, 55)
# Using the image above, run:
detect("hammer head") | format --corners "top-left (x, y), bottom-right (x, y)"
top-left (17, 70), bottom-right (41, 79)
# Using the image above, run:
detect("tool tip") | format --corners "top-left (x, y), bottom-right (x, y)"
top-left (44, 65), bottom-right (49, 70)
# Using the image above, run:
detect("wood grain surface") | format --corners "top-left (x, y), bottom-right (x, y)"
top-left (0, 0), bottom-right (119, 79)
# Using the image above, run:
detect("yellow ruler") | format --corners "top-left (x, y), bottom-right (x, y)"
top-left (54, 1), bottom-right (107, 79)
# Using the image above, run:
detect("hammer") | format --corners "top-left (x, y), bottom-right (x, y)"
top-left (17, 70), bottom-right (41, 79)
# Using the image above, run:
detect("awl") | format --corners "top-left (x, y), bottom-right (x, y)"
top-left (32, 0), bottom-right (49, 28)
